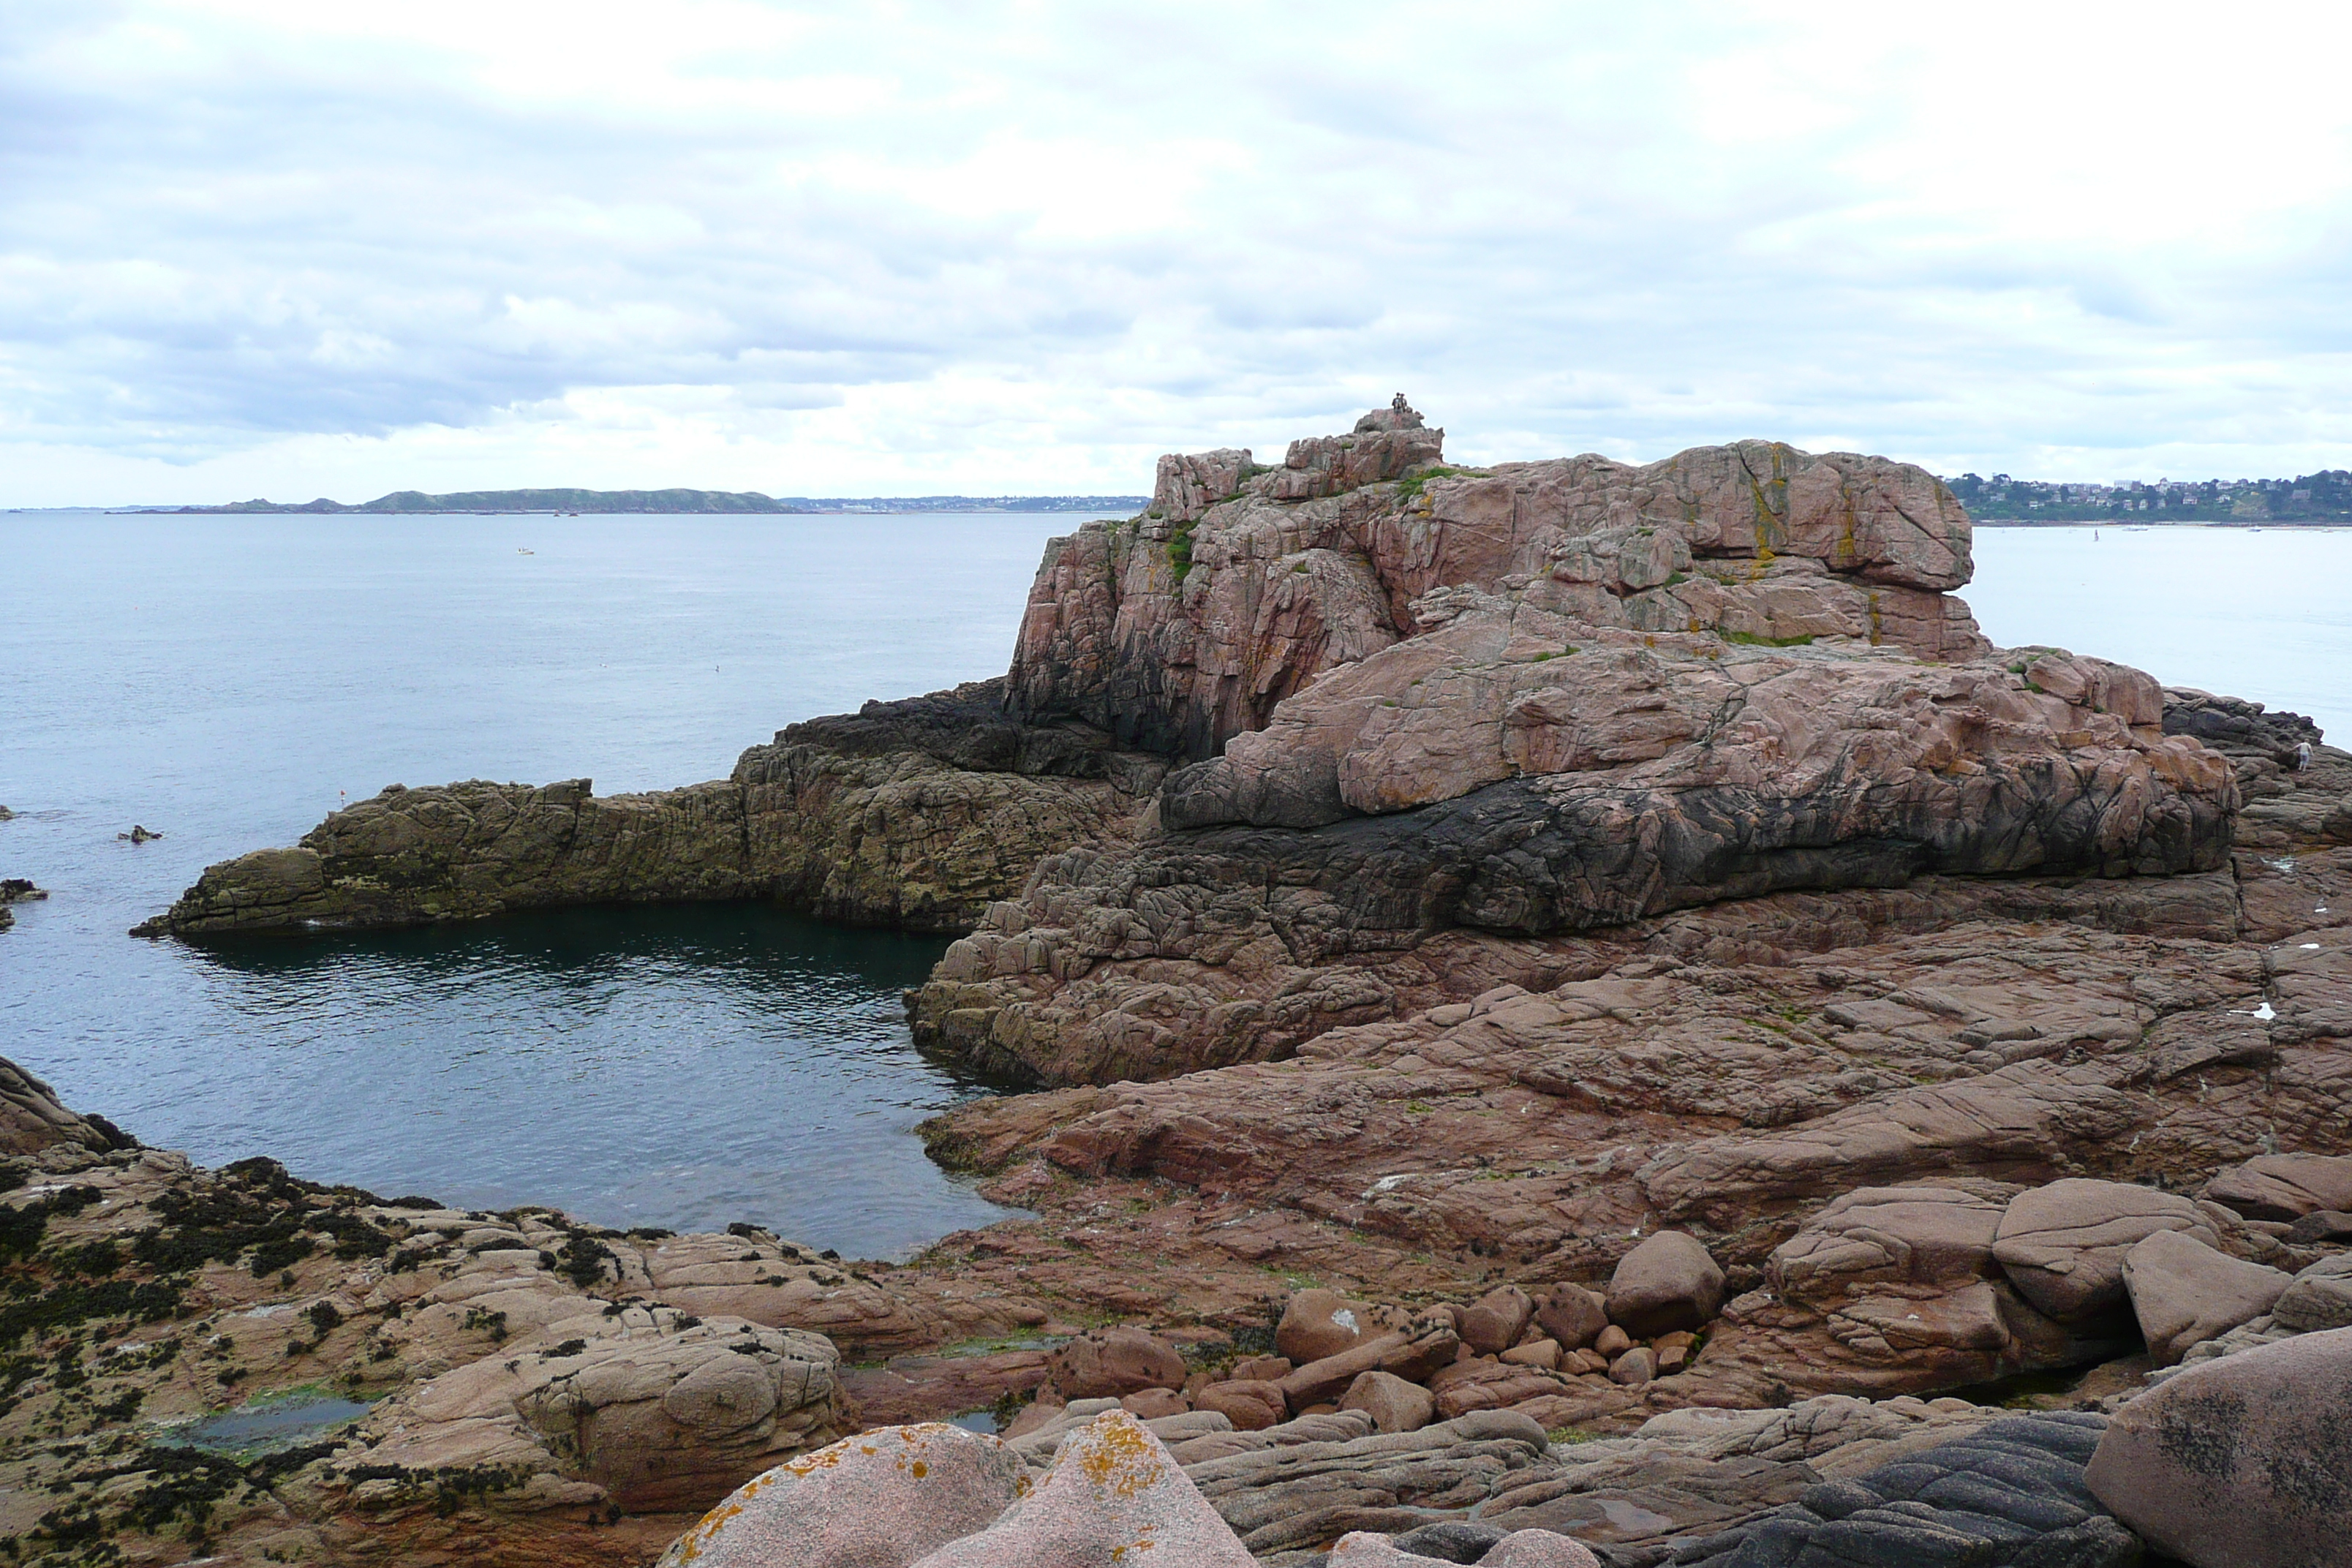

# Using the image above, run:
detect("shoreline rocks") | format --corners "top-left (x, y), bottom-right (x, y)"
top-left (76, 406), bottom-right (2352, 1567)
top-left (132, 681), bottom-right (1164, 939)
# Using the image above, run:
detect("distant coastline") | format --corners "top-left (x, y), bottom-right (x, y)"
top-left (128, 486), bottom-right (1148, 516)
top-left (1973, 517), bottom-right (2351, 528)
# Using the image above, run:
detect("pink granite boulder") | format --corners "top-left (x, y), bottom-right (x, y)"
top-left (2121, 1229), bottom-right (2292, 1365)
top-left (1045, 1326), bottom-right (1188, 1399)
top-left (656, 1421), bottom-right (1025, 1567)
top-left (1605, 1231), bottom-right (1725, 1337)
top-left (911, 1410), bottom-right (1253, 1567)
top-left (2085, 1325), bottom-right (2352, 1568)
top-left (1991, 1177), bottom-right (2218, 1322)
top-left (2201, 1153), bottom-right (2352, 1221)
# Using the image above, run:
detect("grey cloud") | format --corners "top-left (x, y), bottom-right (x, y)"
top-left (5, 3), bottom-right (2352, 488)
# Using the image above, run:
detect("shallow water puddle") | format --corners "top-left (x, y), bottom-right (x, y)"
top-left (157, 1390), bottom-right (375, 1455)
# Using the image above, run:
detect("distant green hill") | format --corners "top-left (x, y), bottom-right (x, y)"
top-left (171, 488), bottom-right (1145, 515)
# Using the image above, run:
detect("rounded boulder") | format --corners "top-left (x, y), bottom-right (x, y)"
top-left (1605, 1231), bottom-right (1725, 1338)
top-left (1046, 1327), bottom-right (1188, 1400)
top-left (2085, 1324), bottom-right (2352, 1568)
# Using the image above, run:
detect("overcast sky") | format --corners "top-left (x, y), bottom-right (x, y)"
top-left (8, 1), bottom-right (2352, 505)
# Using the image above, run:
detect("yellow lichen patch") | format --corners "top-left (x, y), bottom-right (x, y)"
top-left (667, 1496), bottom-right (746, 1564)
top-left (911, 1460), bottom-right (929, 1478)
top-left (783, 1439), bottom-right (859, 1475)
top-left (1072, 1415), bottom-right (1172, 1501)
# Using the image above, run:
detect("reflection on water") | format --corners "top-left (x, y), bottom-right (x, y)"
top-left (160, 1392), bottom-right (376, 1455)
top-left (110, 902), bottom-right (1021, 1259)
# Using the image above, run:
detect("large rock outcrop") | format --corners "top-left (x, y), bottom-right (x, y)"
top-left (910, 412), bottom-right (2237, 1087)
top-left (135, 682), bottom-right (1162, 938)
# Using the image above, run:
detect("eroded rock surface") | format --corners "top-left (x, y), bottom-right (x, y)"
top-left (0, 1131), bottom-right (959, 1565)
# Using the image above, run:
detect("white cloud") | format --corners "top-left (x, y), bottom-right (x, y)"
top-left (7, 0), bottom-right (2352, 504)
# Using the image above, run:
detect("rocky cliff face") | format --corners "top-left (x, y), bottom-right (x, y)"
top-left (1007, 408), bottom-right (1983, 766)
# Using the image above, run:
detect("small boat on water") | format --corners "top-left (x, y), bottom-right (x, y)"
top-left (518, 548), bottom-right (535, 554)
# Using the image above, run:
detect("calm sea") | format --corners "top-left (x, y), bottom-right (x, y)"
top-left (1, 514), bottom-right (2346, 1257)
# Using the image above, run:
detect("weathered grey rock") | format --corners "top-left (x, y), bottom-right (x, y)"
top-left (1330, 1527), bottom-right (1601, 1567)
top-left (366, 1312), bottom-right (846, 1516)
top-left (2283, 1209), bottom-right (2352, 1244)
top-left (137, 681), bottom-right (1159, 938)
top-left (2162, 686), bottom-right (2326, 763)
top-left (656, 1422), bottom-right (1026, 1567)
top-left (1184, 1410), bottom-right (1553, 1556)
top-left (2121, 1229), bottom-right (2292, 1365)
top-left (1382, 1520), bottom-right (1509, 1562)
top-left (2085, 1325), bottom-right (2352, 1568)
top-left (1607, 1231), bottom-right (1725, 1338)
top-left (1991, 1176), bottom-right (2219, 1321)
top-left (1678, 1414), bottom-right (2135, 1568)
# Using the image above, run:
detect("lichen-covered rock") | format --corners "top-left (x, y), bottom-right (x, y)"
top-left (2085, 1325), bottom-right (2352, 1568)
top-left (135, 682), bottom-right (1158, 938)
top-left (657, 1422), bottom-right (1028, 1568)
top-left (913, 1411), bottom-right (1254, 1567)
